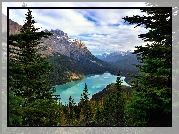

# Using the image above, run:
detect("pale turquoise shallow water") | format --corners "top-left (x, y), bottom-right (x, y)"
top-left (53, 73), bottom-right (130, 105)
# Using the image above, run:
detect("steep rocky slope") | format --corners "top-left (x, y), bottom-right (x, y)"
top-left (9, 19), bottom-right (22, 35)
top-left (40, 29), bottom-right (91, 59)
top-left (6, 14), bottom-right (118, 85)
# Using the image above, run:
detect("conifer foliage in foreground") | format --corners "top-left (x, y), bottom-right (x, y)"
top-left (122, 8), bottom-right (172, 126)
top-left (8, 8), bottom-right (172, 127)
top-left (9, 9), bottom-right (60, 126)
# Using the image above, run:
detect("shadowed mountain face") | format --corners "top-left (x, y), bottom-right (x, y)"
top-left (6, 14), bottom-right (102, 63)
top-left (38, 29), bottom-right (118, 76)
top-left (5, 13), bottom-right (90, 58)
top-left (95, 51), bottom-right (142, 84)
top-left (6, 13), bottom-right (141, 85)
top-left (6, 14), bottom-right (109, 67)
top-left (7, 14), bottom-right (118, 85)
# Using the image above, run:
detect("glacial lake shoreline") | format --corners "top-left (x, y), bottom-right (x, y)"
top-left (53, 73), bottom-right (131, 105)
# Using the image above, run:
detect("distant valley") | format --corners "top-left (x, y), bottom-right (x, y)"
top-left (4, 13), bottom-right (141, 86)
top-left (5, 14), bottom-right (119, 85)
top-left (96, 50), bottom-right (133, 62)
top-left (96, 50), bottom-right (141, 83)
top-left (39, 29), bottom-right (119, 85)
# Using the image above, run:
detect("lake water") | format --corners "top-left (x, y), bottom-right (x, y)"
top-left (53, 73), bottom-right (130, 105)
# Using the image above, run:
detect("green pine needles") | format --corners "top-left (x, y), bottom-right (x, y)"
top-left (8, 8), bottom-right (172, 127)
top-left (9, 9), bottom-right (59, 126)
top-left (122, 8), bottom-right (172, 126)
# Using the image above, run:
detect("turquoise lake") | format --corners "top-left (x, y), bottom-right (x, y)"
top-left (53, 73), bottom-right (130, 105)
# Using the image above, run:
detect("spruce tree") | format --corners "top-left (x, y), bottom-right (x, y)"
top-left (115, 71), bottom-right (122, 125)
top-left (115, 70), bottom-right (126, 126)
top-left (99, 71), bottom-right (127, 126)
top-left (68, 96), bottom-right (76, 125)
top-left (100, 99), bottom-right (107, 126)
top-left (9, 91), bottom-right (24, 126)
top-left (9, 9), bottom-right (59, 126)
top-left (122, 8), bottom-right (172, 126)
top-left (79, 83), bottom-right (92, 126)
top-left (94, 102), bottom-right (102, 126)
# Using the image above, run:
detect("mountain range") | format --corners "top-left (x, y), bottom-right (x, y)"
top-left (96, 50), bottom-right (141, 84)
top-left (3, 12), bottom-right (141, 85)
top-left (4, 13), bottom-right (119, 85)
top-left (95, 52), bottom-right (110, 59)
top-left (96, 50), bottom-right (133, 62)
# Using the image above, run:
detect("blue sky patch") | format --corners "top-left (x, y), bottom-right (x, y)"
top-left (108, 24), bottom-right (120, 27)
top-left (5, 4), bottom-right (149, 55)
top-left (84, 15), bottom-right (97, 23)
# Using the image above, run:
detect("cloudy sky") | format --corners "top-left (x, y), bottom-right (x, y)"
top-left (2, 2), bottom-right (152, 55)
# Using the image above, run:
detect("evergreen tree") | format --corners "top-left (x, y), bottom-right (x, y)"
top-left (94, 102), bottom-right (102, 126)
top-left (9, 91), bottom-right (24, 126)
top-left (62, 102), bottom-right (70, 125)
top-left (122, 8), bottom-right (172, 126)
top-left (79, 83), bottom-right (93, 126)
top-left (115, 70), bottom-right (122, 125)
top-left (100, 90), bottom-right (127, 126)
top-left (115, 70), bottom-right (126, 126)
top-left (9, 9), bottom-right (59, 126)
top-left (68, 96), bottom-right (76, 125)
top-left (98, 71), bottom-right (127, 126)
top-left (101, 93), bottom-right (115, 126)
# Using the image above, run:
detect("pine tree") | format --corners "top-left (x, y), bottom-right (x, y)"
top-left (98, 71), bottom-right (127, 126)
top-left (9, 9), bottom-right (59, 126)
top-left (79, 83), bottom-right (93, 126)
top-left (115, 71), bottom-right (122, 125)
top-left (68, 96), bottom-right (76, 125)
top-left (99, 99), bottom-right (107, 126)
top-left (122, 8), bottom-right (172, 126)
top-left (94, 102), bottom-right (102, 126)
top-left (9, 91), bottom-right (24, 126)
top-left (115, 70), bottom-right (126, 126)
top-left (143, 2), bottom-right (179, 127)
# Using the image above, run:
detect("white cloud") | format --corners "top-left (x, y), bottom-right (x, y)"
top-left (2, 2), bottom-right (152, 54)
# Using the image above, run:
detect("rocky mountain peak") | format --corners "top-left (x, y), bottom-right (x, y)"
top-left (5, 14), bottom-right (92, 59)
top-left (50, 29), bottom-right (66, 36)
top-left (40, 29), bottom-right (91, 59)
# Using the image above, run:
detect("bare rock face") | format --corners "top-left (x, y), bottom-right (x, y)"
top-left (2, 13), bottom-right (22, 34)
top-left (9, 19), bottom-right (22, 35)
top-left (6, 14), bottom-right (96, 62)
top-left (40, 29), bottom-right (93, 60)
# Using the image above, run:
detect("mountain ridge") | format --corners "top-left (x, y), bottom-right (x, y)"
top-left (96, 50), bottom-right (134, 62)
top-left (95, 50), bottom-right (141, 84)
top-left (6, 14), bottom-right (118, 85)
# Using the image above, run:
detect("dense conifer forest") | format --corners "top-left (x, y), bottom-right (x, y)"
top-left (45, 52), bottom-right (118, 85)
top-left (8, 8), bottom-right (172, 127)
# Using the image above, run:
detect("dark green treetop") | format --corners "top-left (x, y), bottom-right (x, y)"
top-left (122, 8), bottom-right (172, 126)
top-left (8, 9), bottom-right (60, 126)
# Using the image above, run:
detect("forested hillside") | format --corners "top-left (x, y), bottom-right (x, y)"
top-left (8, 8), bottom-right (172, 127)
top-left (46, 52), bottom-right (119, 85)
top-left (97, 51), bottom-right (142, 84)
top-left (91, 83), bottom-right (133, 102)
top-left (6, 13), bottom-right (119, 86)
